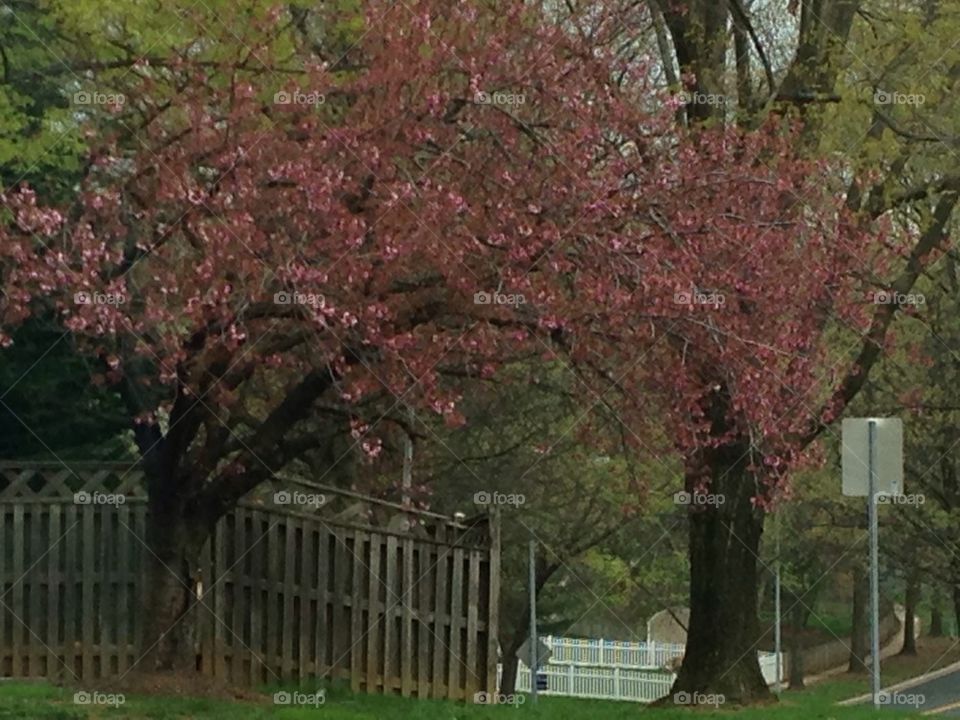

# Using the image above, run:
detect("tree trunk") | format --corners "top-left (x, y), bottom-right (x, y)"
top-left (848, 568), bottom-right (869, 673)
top-left (953, 583), bottom-right (960, 639)
top-left (787, 604), bottom-right (806, 689)
top-left (900, 572), bottom-right (920, 656)
top-left (931, 592), bottom-right (944, 637)
top-left (496, 625), bottom-right (529, 695)
top-left (138, 488), bottom-right (217, 674)
top-left (499, 653), bottom-right (520, 696)
top-left (671, 444), bottom-right (770, 704)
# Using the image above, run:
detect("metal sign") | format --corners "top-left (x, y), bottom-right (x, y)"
top-left (842, 418), bottom-right (903, 497)
top-left (517, 638), bottom-right (552, 666)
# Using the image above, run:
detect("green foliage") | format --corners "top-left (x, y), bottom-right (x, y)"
top-left (0, 319), bottom-right (131, 459)
top-left (0, 2), bottom-right (86, 201)
top-left (414, 360), bottom-right (685, 646)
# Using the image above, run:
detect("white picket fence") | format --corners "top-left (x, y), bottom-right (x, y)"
top-left (499, 635), bottom-right (784, 704)
top-left (510, 662), bottom-right (675, 703)
top-left (540, 635), bottom-right (685, 669)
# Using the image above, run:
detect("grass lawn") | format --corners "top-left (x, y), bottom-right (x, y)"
top-left (873, 636), bottom-right (960, 685)
top-left (5, 640), bottom-right (958, 720)
top-left (0, 678), bottom-right (935, 720)
top-left (758, 609), bottom-right (853, 645)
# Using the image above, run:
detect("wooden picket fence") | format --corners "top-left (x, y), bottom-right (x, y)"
top-left (0, 462), bottom-right (500, 700)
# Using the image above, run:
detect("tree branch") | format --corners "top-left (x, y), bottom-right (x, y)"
top-left (803, 190), bottom-right (958, 445)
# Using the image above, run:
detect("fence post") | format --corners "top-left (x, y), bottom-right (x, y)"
top-left (614, 666), bottom-right (621, 699)
top-left (567, 663), bottom-right (574, 694)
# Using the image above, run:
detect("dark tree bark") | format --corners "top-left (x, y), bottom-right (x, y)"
top-left (931, 593), bottom-right (945, 637)
top-left (498, 650), bottom-right (521, 696)
top-left (900, 572), bottom-right (920, 655)
top-left (849, 568), bottom-right (869, 673)
top-left (953, 583), bottom-right (960, 640)
top-left (671, 440), bottom-right (769, 703)
top-left (138, 460), bottom-right (221, 673)
top-left (126, 367), bottom-right (337, 674)
top-left (787, 603), bottom-right (808, 689)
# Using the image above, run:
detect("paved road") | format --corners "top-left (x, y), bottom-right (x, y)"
top-left (873, 668), bottom-right (960, 715)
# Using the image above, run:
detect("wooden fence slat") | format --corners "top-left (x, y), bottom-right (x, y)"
top-left (47, 504), bottom-right (61, 678)
top-left (447, 547), bottom-right (464, 700)
top-left (63, 503), bottom-right (77, 680)
top-left (350, 532), bottom-right (365, 692)
top-left (231, 507), bottom-right (246, 684)
top-left (417, 546), bottom-right (431, 699)
top-left (298, 521), bottom-right (313, 681)
top-left (333, 531), bottom-right (349, 677)
top-left (400, 538), bottom-right (414, 697)
top-left (115, 504), bottom-right (127, 675)
top-left (105, 505), bottom-right (116, 680)
top-left (133, 505), bottom-right (146, 659)
top-left (282, 516), bottom-right (296, 680)
top-left (267, 519), bottom-right (282, 682)
top-left (366, 533), bottom-right (382, 693)
top-left (81, 506), bottom-right (94, 680)
top-left (465, 550), bottom-right (481, 700)
top-left (11, 504), bottom-right (24, 677)
top-left (213, 518), bottom-right (227, 679)
top-left (249, 511), bottom-right (264, 686)
top-left (99, 507), bottom-right (110, 677)
top-left (199, 533), bottom-right (213, 676)
top-left (116, 504), bottom-right (128, 676)
top-left (383, 535), bottom-right (398, 694)
top-left (431, 545), bottom-right (447, 699)
top-left (315, 525), bottom-right (329, 677)
top-left (30, 503), bottom-right (43, 676)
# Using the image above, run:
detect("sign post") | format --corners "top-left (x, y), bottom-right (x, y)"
top-left (529, 540), bottom-right (538, 704)
top-left (867, 421), bottom-right (881, 710)
top-left (842, 417), bottom-right (903, 709)
top-left (774, 512), bottom-right (782, 694)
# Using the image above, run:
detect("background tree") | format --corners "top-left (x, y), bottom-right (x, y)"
top-left (418, 362), bottom-right (686, 693)
top-left (599, 0), bottom-right (960, 700)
